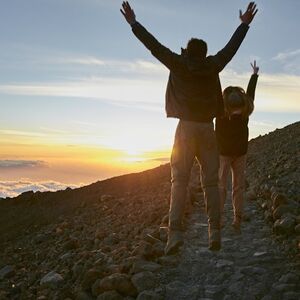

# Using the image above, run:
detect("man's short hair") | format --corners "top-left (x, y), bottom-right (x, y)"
top-left (186, 38), bottom-right (207, 59)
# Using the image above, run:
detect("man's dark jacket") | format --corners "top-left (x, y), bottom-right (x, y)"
top-left (131, 22), bottom-right (249, 122)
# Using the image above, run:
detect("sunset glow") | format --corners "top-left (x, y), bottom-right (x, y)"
top-left (0, 0), bottom-right (299, 197)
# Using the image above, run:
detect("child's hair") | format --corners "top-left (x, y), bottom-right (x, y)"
top-left (223, 86), bottom-right (254, 118)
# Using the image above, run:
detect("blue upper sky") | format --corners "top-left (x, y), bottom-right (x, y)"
top-left (0, 0), bottom-right (299, 190)
top-left (1, 0), bottom-right (299, 124)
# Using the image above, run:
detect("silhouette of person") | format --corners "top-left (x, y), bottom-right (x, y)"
top-left (120, 1), bottom-right (258, 253)
top-left (217, 61), bottom-right (259, 233)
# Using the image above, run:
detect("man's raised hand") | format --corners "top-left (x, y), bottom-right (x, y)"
top-left (239, 2), bottom-right (258, 25)
top-left (120, 1), bottom-right (136, 26)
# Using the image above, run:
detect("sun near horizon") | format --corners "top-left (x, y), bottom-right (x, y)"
top-left (1, 0), bottom-right (300, 197)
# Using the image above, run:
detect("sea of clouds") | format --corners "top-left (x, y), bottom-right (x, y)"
top-left (0, 179), bottom-right (81, 199)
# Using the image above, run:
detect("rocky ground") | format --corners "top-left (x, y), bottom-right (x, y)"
top-left (0, 122), bottom-right (299, 299)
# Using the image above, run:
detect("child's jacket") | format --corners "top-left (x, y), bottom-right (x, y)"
top-left (216, 74), bottom-right (258, 156)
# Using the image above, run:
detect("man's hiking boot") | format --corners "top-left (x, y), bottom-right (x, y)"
top-left (208, 228), bottom-right (221, 251)
top-left (164, 230), bottom-right (184, 255)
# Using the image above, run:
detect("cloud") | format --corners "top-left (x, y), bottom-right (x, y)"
top-left (0, 55), bottom-right (299, 113)
top-left (61, 57), bottom-right (166, 75)
top-left (0, 129), bottom-right (47, 137)
top-left (0, 160), bottom-right (47, 169)
top-left (220, 70), bottom-right (300, 113)
top-left (273, 49), bottom-right (300, 61)
top-left (0, 76), bottom-right (166, 109)
top-left (147, 157), bottom-right (170, 162)
top-left (249, 120), bottom-right (279, 128)
top-left (0, 179), bottom-right (81, 199)
top-left (61, 57), bottom-right (106, 66)
top-left (272, 49), bottom-right (300, 74)
top-left (1, 51), bottom-right (167, 78)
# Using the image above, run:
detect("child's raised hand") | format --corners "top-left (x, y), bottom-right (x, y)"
top-left (251, 60), bottom-right (259, 74)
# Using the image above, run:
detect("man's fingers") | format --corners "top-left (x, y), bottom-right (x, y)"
top-left (251, 63), bottom-right (254, 69)
top-left (247, 2), bottom-right (254, 11)
top-left (239, 9), bottom-right (242, 18)
top-left (122, 1), bottom-right (133, 15)
top-left (252, 9), bottom-right (258, 17)
top-left (126, 1), bottom-right (132, 10)
top-left (122, 2), bottom-right (129, 11)
top-left (251, 4), bottom-right (257, 13)
top-left (120, 9), bottom-right (126, 17)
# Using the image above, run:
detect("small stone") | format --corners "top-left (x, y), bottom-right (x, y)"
top-left (158, 255), bottom-right (178, 266)
top-left (279, 273), bottom-right (299, 284)
top-left (273, 216), bottom-right (295, 235)
top-left (72, 263), bottom-right (84, 279)
top-left (240, 266), bottom-right (266, 275)
top-left (92, 279), bottom-right (103, 296)
top-left (137, 290), bottom-right (162, 300)
top-left (82, 268), bottom-right (105, 290)
top-left (95, 228), bottom-right (107, 240)
top-left (0, 265), bottom-right (15, 279)
top-left (97, 291), bottom-right (123, 300)
top-left (35, 233), bottom-right (47, 244)
top-left (60, 252), bottom-right (73, 260)
top-left (261, 201), bottom-right (268, 210)
top-left (229, 282), bottom-right (244, 295)
top-left (282, 292), bottom-right (300, 300)
top-left (247, 283), bottom-right (268, 298)
top-left (272, 283), bottom-right (297, 292)
top-left (216, 259), bottom-right (234, 268)
top-left (273, 205), bottom-right (293, 220)
top-left (131, 271), bottom-right (157, 293)
top-left (204, 285), bottom-right (224, 298)
top-left (294, 224), bottom-right (300, 234)
top-left (103, 233), bottom-right (119, 246)
top-left (99, 273), bottom-right (137, 297)
top-left (230, 272), bottom-right (244, 281)
top-left (131, 260), bottom-right (161, 274)
top-left (64, 238), bottom-right (80, 250)
top-left (152, 242), bottom-right (165, 257)
top-left (253, 251), bottom-right (268, 257)
top-left (131, 242), bottom-right (154, 259)
top-left (76, 291), bottom-right (94, 300)
top-left (119, 256), bottom-right (139, 274)
top-left (40, 271), bottom-right (63, 288)
top-left (101, 195), bottom-right (114, 202)
top-left (272, 192), bottom-right (287, 209)
top-left (165, 281), bottom-right (187, 299)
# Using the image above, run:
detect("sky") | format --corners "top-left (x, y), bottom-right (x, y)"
top-left (0, 0), bottom-right (299, 197)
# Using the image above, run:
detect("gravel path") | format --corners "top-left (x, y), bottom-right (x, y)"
top-left (158, 198), bottom-right (300, 300)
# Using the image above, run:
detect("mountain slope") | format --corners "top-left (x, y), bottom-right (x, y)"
top-left (0, 121), bottom-right (299, 299)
